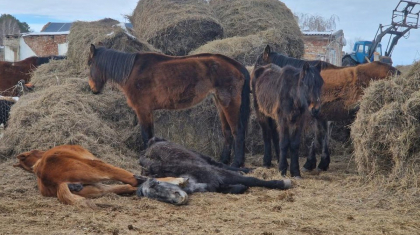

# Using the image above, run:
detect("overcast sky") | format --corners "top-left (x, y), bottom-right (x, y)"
top-left (1, 0), bottom-right (419, 65)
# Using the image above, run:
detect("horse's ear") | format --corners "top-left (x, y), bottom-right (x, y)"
top-left (263, 45), bottom-right (271, 62)
top-left (90, 44), bottom-right (96, 57)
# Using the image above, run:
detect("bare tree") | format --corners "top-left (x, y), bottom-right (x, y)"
top-left (0, 14), bottom-right (30, 45)
top-left (295, 13), bottom-right (339, 32)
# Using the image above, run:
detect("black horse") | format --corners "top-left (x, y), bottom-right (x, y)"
top-left (252, 63), bottom-right (323, 177)
top-left (139, 137), bottom-right (292, 194)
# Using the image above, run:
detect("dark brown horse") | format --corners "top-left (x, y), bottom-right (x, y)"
top-left (252, 63), bottom-right (324, 177)
top-left (0, 55), bottom-right (66, 96)
top-left (87, 44), bottom-right (250, 167)
top-left (139, 137), bottom-right (291, 193)
top-left (254, 45), bottom-right (400, 172)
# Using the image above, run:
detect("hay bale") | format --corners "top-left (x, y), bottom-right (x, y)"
top-left (67, 18), bottom-right (159, 73)
top-left (130, 0), bottom-right (223, 56)
top-left (210, 0), bottom-right (301, 39)
top-left (190, 28), bottom-right (304, 66)
top-left (351, 61), bottom-right (420, 186)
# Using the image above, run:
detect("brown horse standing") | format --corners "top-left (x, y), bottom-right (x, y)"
top-left (87, 44), bottom-right (250, 167)
top-left (252, 63), bottom-right (323, 177)
top-left (0, 55), bottom-right (66, 96)
top-left (254, 45), bottom-right (400, 172)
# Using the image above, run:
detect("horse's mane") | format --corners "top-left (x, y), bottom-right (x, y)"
top-left (260, 52), bottom-right (338, 70)
top-left (93, 47), bottom-right (137, 83)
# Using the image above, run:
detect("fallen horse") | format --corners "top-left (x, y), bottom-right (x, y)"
top-left (14, 145), bottom-right (188, 208)
top-left (139, 137), bottom-right (292, 194)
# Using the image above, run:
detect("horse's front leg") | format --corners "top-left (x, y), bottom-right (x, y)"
top-left (303, 119), bottom-right (319, 171)
top-left (278, 125), bottom-right (290, 177)
top-left (135, 110), bottom-right (154, 149)
top-left (257, 113), bottom-right (274, 168)
top-left (289, 126), bottom-right (304, 178)
top-left (318, 120), bottom-right (331, 171)
top-left (269, 118), bottom-right (280, 162)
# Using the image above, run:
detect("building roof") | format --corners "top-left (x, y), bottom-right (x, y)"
top-left (41, 22), bottom-right (73, 32)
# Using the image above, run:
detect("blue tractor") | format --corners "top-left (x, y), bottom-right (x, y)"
top-left (342, 0), bottom-right (420, 66)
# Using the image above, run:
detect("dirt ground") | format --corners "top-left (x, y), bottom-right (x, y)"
top-left (1, 148), bottom-right (419, 235)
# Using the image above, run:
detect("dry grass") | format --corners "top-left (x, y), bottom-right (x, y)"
top-left (1, 154), bottom-right (419, 235)
top-left (190, 28), bottom-right (304, 66)
top-left (351, 61), bottom-right (420, 189)
top-left (210, 0), bottom-right (301, 39)
top-left (130, 0), bottom-right (223, 56)
top-left (67, 18), bottom-right (159, 73)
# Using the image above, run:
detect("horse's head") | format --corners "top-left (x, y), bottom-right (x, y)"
top-left (137, 178), bottom-right (188, 205)
top-left (369, 61), bottom-right (401, 78)
top-left (88, 44), bottom-right (106, 94)
top-left (301, 62), bottom-right (324, 117)
top-left (13, 149), bottom-right (45, 173)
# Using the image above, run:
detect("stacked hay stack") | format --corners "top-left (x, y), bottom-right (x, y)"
top-left (191, 0), bottom-right (304, 65)
top-left (351, 62), bottom-right (420, 188)
top-left (130, 0), bottom-right (223, 56)
top-left (0, 19), bottom-right (159, 170)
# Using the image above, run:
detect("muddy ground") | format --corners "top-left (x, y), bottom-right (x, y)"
top-left (1, 149), bottom-right (419, 235)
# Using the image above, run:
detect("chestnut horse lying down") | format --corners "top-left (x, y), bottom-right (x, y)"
top-left (14, 145), bottom-right (189, 207)
top-left (139, 137), bottom-right (292, 194)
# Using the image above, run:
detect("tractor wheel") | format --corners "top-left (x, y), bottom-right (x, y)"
top-left (342, 57), bottom-right (357, 67)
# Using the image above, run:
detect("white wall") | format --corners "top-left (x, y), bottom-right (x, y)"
top-left (19, 37), bottom-right (36, 60)
top-left (58, 43), bottom-right (68, 55)
top-left (4, 46), bottom-right (15, 62)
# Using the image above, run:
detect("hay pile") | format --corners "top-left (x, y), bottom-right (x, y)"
top-left (210, 0), bottom-right (301, 38)
top-left (130, 0), bottom-right (223, 56)
top-left (191, 28), bottom-right (304, 66)
top-left (189, 0), bottom-right (304, 66)
top-left (67, 18), bottom-right (159, 73)
top-left (351, 61), bottom-right (420, 187)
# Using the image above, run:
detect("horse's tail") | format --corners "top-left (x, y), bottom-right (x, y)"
top-left (234, 64), bottom-right (251, 166)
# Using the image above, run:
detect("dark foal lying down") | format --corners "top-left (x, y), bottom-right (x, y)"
top-left (139, 137), bottom-right (292, 194)
top-left (14, 145), bottom-right (188, 207)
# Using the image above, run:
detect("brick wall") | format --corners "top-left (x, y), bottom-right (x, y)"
top-left (303, 35), bottom-right (344, 66)
top-left (23, 35), bottom-right (67, 56)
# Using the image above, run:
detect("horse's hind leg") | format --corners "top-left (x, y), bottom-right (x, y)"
top-left (56, 183), bottom-right (95, 208)
top-left (303, 120), bottom-right (319, 171)
top-left (215, 101), bottom-right (233, 164)
top-left (216, 98), bottom-right (245, 167)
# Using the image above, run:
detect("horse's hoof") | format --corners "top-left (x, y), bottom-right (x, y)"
top-left (283, 179), bottom-right (292, 189)
top-left (292, 176), bottom-right (302, 180)
top-left (317, 167), bottom-right (328, 172)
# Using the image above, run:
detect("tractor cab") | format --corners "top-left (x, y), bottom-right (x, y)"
top-left (354, 41), bottom-right (382, 63)
top-left (342, 41), bottom-right (392, 66)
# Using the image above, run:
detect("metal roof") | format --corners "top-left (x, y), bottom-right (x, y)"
top-left (41, 23), bottom-right (73, 32)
